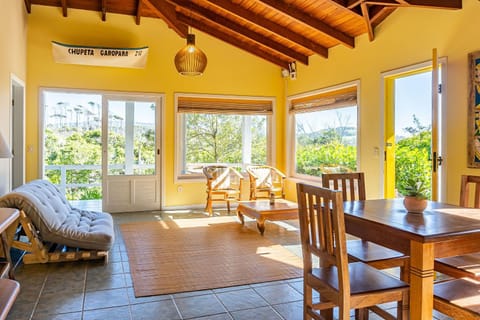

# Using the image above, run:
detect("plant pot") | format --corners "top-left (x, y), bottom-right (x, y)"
top-left (403, 196), bottom-right (427, 214)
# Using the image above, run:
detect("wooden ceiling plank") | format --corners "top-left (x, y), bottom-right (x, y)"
top-left (258, 0), bottom-right (354, 48)
top-left (24, 0), bottom-right (31, 14)
top-left (204, 0), bottom-right (328, 58)
top-left (405, 0), bottom-right (462, 9)
top-left (101, 0), bottom-right (107, 21)
top-left (136, 0), bottom-right (143, 25)
top-left (360, 2), bottom-right (374, 41)
top-left (61, 0), bottom-right (67, 17)
top-left (176, 11), bottom-right (291, 69)
top-left (168, 0), bottom-right (308, 65)
top-left (144, 0), bottom-right (188, 37)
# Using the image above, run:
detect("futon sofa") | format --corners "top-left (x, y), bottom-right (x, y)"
top-left (0, 179), bottom-right (114, 263)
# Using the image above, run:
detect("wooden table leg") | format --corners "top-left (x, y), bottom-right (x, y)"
top-left (409, 241), bottom-right (435, 320)
top-left (257, 217), bottom-right (266, 235)
top-left (237, 211), bottom-right (245, 225)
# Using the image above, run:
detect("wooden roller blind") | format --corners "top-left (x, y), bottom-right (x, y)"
top-left (290, 86), bottom-right (357, 114)
top-left (177, 96), bottom-right (273, 115)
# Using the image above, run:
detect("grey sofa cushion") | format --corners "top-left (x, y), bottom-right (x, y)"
top-left (0, 180), bottom-right (114, 251)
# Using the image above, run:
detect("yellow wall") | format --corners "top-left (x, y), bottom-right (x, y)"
top-left (285, 0), bottom-right (480, 204)
top-left (0, 0), bottom-right (27, 194)
top-left (26, 6), bottom-right (284, 207)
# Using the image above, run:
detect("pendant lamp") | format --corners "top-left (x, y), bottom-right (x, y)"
top-left (174, 33), bottom-right (207, 76)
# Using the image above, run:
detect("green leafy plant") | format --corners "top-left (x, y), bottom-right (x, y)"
top-left (399, 178), bottom-right (429, 200)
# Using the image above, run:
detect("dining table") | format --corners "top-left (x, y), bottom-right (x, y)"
top-left (342, 198), bottom-right (480, 320)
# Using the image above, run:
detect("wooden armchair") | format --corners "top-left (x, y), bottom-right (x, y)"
top-left (203, 165), bottom-right (243, 216)
top-left (296, 183), bottom-right (409, 320)
top-left (246, 165), bottom-right (286, 200)
top-left (434, 174), bottom-right (480, 280)
top-left (322, 172), bottom-right (410, 282)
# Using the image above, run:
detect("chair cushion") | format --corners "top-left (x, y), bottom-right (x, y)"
top-left (0, 180), bottom-right (114, 251)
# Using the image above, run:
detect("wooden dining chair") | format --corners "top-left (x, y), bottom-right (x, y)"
top-left (434, 175), bottom-right (480, 280)
top-left (434, 278), bottom-right (480, 319)
top-left (246, 165), bottom-right (286, 200)
top-left (202, 165), bottom-right (243, 216)
top-left (0, 278), bottom-right (20, 320)
top-left (322, 172), bottom-right (410, 281)
top-left (296, 183), bottom-right (409, 320)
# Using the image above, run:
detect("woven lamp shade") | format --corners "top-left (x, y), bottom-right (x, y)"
top-left (174, 34), bottom-right (207, 76)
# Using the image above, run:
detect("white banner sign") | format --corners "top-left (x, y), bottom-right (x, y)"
top-left (52, 41), bottom-right (149, 69)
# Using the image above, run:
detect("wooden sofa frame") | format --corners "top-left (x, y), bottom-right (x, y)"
top-left (12, 210), bottom-right (108, 264)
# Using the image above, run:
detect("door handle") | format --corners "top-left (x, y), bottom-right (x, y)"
top-left (432, 152), bottom-right (443, 172)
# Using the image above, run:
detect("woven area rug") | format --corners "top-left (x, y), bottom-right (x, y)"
top-left (120, 217), bottom-right (303, 297)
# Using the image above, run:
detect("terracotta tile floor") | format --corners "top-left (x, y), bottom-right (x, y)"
top-left (5, 208), bottom-right (452, 320)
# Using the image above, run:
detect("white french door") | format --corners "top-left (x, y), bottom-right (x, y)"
top-left (383, 58), bottom-right (446, 201)
top-left (102, 94), bottom-right (161, 212)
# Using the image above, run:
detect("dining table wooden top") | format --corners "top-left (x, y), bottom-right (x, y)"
top-left (342, 198), bottom-right (480, 320)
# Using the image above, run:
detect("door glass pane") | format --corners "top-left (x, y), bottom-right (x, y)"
top-left (107, 100), bottom-right (156, 176)
top-left (42, 90), bottom-right (102, 200)
top-left (394, 72), bottom-right (432, 199)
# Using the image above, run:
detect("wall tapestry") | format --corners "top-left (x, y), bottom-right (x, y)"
top-left (468, 50), bottom-right (480, 167)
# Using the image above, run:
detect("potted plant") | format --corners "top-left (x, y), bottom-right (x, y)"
top-left (399, 178), bottom-right (429, 214)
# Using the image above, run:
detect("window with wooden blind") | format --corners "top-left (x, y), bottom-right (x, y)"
top-left (288, 82), bottom-right (359, 179)
top-left (175, 93), bottom-right (274, 180)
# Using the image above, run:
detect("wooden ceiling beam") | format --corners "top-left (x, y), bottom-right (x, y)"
top-left (369, 5), bottom-right (396, 26)
top-left (365, 0), bottom-right (400, 5)
top-left (101, 0), bottom-right (107, 21)
top-left (360, 2), bottom-right (374, 41)
top-left (61, 0), bottom-right (68, 17)
top-left (258, 0), bottom-right (354, 48)
top-left (168, 0), bottom-right (308, 65)
top-left (136, 0), bottom-right (143, 25)
top-left (204, 0), bottom-right (328, 58)
top-left (143, 0), bottom-right (188, 37)
top-left (176, 12), bottom-right (291, 70)
top-left (346, 0), bottom-right (363, 9)
top-left (400, 0), bottom-right (462, 9)
top-left (24, 0), bottom-right (31, 14)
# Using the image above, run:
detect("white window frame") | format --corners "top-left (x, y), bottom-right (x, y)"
top-left (286, 80), bottom-right (360, 182)
top-left (174, 93), bottom-right (276, 183)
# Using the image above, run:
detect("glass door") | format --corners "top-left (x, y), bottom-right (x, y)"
top-left (383, 60), bottom-right (445, 200)
top-left (102, 95), bottom-right (161, 212)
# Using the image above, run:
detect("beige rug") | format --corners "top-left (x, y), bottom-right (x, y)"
top-left (120, 217), bottom-right (303, 297)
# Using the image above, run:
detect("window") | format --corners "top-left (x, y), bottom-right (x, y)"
top-left (175, 94), bottom-right (274, 180)
top-left (288, 83), bottom-right (358, 179)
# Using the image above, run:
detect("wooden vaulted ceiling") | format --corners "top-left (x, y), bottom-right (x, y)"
top-left (24, 0), bottom-right (462, 69)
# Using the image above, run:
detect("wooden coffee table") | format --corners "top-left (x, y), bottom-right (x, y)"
top-left (236, 199), bottom-right (298, 235)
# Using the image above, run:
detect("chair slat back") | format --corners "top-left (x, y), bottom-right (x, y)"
top-left (322, 172), bottom-right (366, 201)
top-left (296, 183), bottom-right (350, 295)
top-left (203, 166), bottom-right (243, 191)
top-left (246, 165), bottom-right (286, 199)
top-left (460, 175), bottom-right (480, 208)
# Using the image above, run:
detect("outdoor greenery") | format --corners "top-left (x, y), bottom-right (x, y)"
top-left (296, 122), bottom-right (357, 177)
top-left (45, 105), bottom-right (432, 201)
top-left (183, 114), bottom-right (267, 172)
top-left (395, 116), bottom-right (432, 199)
top-left (45, 128), bottom-right (102, 200)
